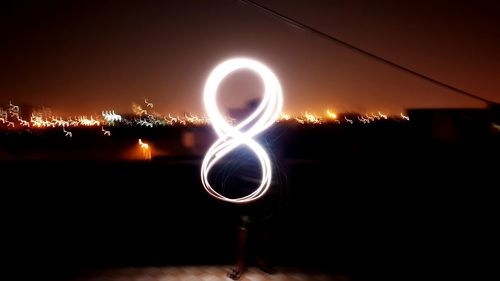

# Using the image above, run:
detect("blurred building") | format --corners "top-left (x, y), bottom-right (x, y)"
top-left (408, 108), bottom-right (491, 142)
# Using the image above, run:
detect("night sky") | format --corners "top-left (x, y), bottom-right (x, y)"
top-left (1, 0), bottom-right (499, 116)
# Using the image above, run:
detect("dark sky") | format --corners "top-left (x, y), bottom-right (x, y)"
top-left (1, 0), bottom-right (499, 116)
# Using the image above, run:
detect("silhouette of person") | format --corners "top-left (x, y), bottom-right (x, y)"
top-left (222, 148), bottom-right (287, 280)
top-left (217, 97), bottom-right (288, 280)
top-left (227, 217), bottom-right (274, 280)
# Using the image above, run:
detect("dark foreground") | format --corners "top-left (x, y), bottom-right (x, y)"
top-left (1, 122), bottom-right (498, 281)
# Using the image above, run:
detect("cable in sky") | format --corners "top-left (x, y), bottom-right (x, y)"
top-left (238, 0), bottom-right (493, 105)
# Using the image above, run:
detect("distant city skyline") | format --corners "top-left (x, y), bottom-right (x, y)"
top-left (0, 97), bottom-right (411, 118)
top-left (1, 0), bottom-right (499, 116)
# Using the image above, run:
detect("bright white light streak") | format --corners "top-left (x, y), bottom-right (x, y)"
top-left (136, 118), bottom-right (153, 127)
top-left (201, 58), bottom-right (283, 204)
top-left (358, 116), bottom-right (368, 124)
top-left (103, 111), bottom-right (122, 122)
top-left (344, 116), bottom-right (353, 124)
top-left (102, 126), bottom-right (111, 136)
top-left (401, 113), bottom-right (410, 121)
top-left (63, 126), bottom-right (72, 138)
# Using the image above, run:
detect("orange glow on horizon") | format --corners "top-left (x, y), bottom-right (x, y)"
top-left (326, 109), bottom-right (337, 119)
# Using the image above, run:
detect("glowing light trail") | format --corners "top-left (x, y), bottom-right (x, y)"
top-left (304, 112), bottom-right (321, 124)
top-left (358, 116), bottom-right (369, 124)
top-left (201, 58), bottom-right (283, 204)
top-left (9, 102), bottom-right (19, 112)
top-left (138, 139), bottom-right (152, 160)
top-left (145, 99), bottom-right (154, 108)
top-left (102, 111), bottom-right (122, 122)
top-left (102, 126), bottom-right (111, 136)
top-left (63, 127), bottom-right (72, 138)
top-left (19, 119), bottom-right (30, 127)
top-left (0, 100), bottom-right (412, 133)
top-left (278, 113), bottom-right (291, 121)
top-left (326, 110), bottom-right (337, 119)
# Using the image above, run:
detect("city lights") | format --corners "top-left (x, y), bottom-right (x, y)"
top-left (326, 110), bottom-right (337, 119)
top-left (303, 112), bottom-right (322, 124)
top-left (102, 111), bottom-right (122, 122)
top-left (278, 113), bottom-right (291, 121)
top-left (378, 111), bottom-right (388, 119)
top-left (0, 99), bottom-right (412, 135)
top-left (145, 99), bottom-right (154, 108)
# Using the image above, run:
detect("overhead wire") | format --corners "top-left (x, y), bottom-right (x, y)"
top-left (238, 0), bottom-right (493, 105)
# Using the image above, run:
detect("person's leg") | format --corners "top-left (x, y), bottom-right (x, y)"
top-left (228, 219), bottom-right (249, 280)
top-left (255, 220), bottom-right (277, 274)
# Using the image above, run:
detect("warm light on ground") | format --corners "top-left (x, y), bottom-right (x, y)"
top-left (138, 139), bottom-right (152, 161)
